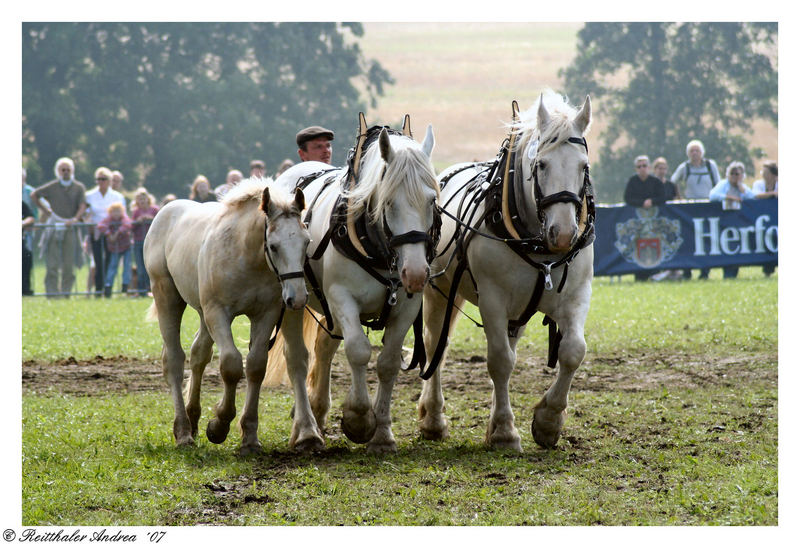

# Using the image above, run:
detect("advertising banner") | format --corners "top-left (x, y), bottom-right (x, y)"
top-left (593, 200), bottom-right (778, 276)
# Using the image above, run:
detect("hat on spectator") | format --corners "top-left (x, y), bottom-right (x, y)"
top-left (296, 126), bottom-right (335, 148)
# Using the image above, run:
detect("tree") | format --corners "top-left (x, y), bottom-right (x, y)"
top-left (22, 23), bottom-right (393, 198)
top-left (560, 22), bottom-right (777, 202)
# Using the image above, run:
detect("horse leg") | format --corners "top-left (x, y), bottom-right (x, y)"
top-left (479, 285), bottom-right (522, 452)
top-left (236, 309), bottom-right (280, 455)
top-left (532, 303), bottom-right (589, 449)
top-left (281, 309), bottom-right (325, 453)
top-left (367, 306), bottom-right (417, 454)
top-left (151, 277), bottom-right (191, 446)
top-left (202, 306), bottom-right (242, 444)
top-left (418, 286), bottom-right (463, 441)
top-left (184, 314), bottom-right (214, 439)
top-left (329, 291), bottom-right (376, 444)
top-left (308, 323), bottom-right (341, 431)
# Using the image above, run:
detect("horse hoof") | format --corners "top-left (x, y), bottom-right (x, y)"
top-left (488, 434), bottom-right (522, 452)
top-left (292, 435), bottom-right (325, 454)
top-left (206, 419), bottom-right (231, 444)
top-left (175, 435), bottom-right (195, 447)
top-left (341, 408), bottom-right (377, 444)
top-left (239, 442), bottom-right (263, 456)
top-left (531, 412), bottom-right (565, 449)
top-left (367, 439), bottom-right (397, 454)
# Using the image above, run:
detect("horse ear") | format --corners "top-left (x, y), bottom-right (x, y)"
top-left (293, 188), bottom-right (306, 212)
top-left (421, 124), bottom-right (435, 158)
top-left (537, 94), bottom-right (550, 134)
top-left (574, 95), bottom-right (592, 134)
top-left (402, 114), bottom-right (412, 137)
top-left (260, 187), bottom-right (271, 214)
top-left (379, 128), bottom-right (394, 163)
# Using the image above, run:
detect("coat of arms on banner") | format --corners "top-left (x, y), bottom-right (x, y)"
top-left (614, 207), bottom-right (683, 268)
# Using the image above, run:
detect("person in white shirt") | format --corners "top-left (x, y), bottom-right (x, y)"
top-left (752, 160), bottom-right (778, 199)
top-left (84, 166), bottom-right (126, 296)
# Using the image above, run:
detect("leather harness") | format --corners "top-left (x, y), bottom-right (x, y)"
top-left (293, 115), bottom-right (441, 372)
top-left (417, 102), bottom-right (595, 380)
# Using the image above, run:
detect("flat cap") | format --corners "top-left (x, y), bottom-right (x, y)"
top-left (296, 126), bottom-right (335, 148)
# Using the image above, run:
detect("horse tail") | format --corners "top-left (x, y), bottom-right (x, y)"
top-left (145, 300), bottom-right (159, 322)
top-left (264, 308), bottom-right (321, 387)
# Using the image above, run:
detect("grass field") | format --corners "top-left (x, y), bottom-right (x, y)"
top-left (19, 267), bottom-right (778, 526)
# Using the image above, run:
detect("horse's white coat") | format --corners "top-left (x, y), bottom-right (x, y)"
top-left (144, 179), bottom-right (322, 454)
top-left (420, 91), bottom-right (594, 450)
top-left (268, 126), bottom-right (439, 453)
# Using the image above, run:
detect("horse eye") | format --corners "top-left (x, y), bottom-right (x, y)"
top-left (538, 161), bottom-right (548, 171)
top-left (269, 244), bottom-right (278, 254)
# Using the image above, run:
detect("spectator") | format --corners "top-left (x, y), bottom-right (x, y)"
top-left (23, 200), bottom-right (35, 296)
top-left (111, 170), bottom-right (128, 207)
top-left (214, 169), bottom-right (244, 200)
top-left (189, 175), bottom-right (217, 203)
top-left (753, 160), bottom-right (778, 199)
top-left (752, 160), bottom-right (778, 276)
top-left (249, 160), bottom-right (266, 179)
top-left (84, 166), bottom-right (126, 297)
top-left (97, 202), bottom-right (133, 298)
top-left (296, 126), bottom-right (334, 164)
top-left (709, 161), bottom-right (755, 279)
top-left (624, 155), bottom-right (666, 209)
top-left (276, 158), bottom-right (295, 177)
top-left (670, 139), bottom-right (720, 279)
top-left (624, 155), bottom-right (666, 281)
top-left (131, 188), bottom-right (160, 296)
top-left (653, 157), bottom-right (681, 200)
top-left (22, 167), bottom-right (38, 267)
top-left (22, 167), bottom-right (38, 218)
top-left (30, 157), bottom-right (87, 298)
top-left (160, 193), bottom-right (177, 207)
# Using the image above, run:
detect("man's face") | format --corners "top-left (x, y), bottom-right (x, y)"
top-left (688, 146), bottom-right (703, 163)
top-left (111, 174), bottom-right (123, 190)
top-left (57, 163), bottom-right (73, 180)
top-left (299, 137), bottom-right (332, 164)
top-left (654, 163), bottom-right (667, 180)
top-left (762, 166), bottom-right (777, 184)
top-left (250, 167), bottom-right (264, 178)
top-left (635, 159), bottom-right (650, 179)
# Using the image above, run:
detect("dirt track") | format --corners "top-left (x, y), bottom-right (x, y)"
top-left (21, 350), bottom-right (776, 397)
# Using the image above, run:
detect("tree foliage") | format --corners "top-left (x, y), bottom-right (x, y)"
top-left (560, 22), bottom-right (777, 202)
top-left (22, 22), bottom-right (393, 198)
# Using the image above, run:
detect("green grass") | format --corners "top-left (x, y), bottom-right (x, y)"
top-left (20, 266), bottom-right (777, 525)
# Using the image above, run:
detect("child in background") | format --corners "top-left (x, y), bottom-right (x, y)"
top-left (97, 202), bottom-right (133, 297)
top-left (131, 188), bottom-right (160, 296)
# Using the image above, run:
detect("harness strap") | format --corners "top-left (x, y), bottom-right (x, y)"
top-left (507, 273), bottom-right (545, 339)
top-left (543, 315), bottom-right (562, 369)
top-left (268, 307), bottom-right (285, 351)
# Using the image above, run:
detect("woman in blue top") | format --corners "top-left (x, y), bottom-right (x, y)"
top-left (708, 161), bottom-right (754, 279)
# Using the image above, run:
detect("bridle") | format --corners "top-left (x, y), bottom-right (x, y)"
top-left (529, 135), bottom-right (592, 226)
top-left (263, 217), bottom-right (306, 284)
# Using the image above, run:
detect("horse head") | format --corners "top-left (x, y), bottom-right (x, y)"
top-left (376, 125), bottom-right (439, 294)
top-left (260, 187), bottom-right (310, 310)
top-left (520, 93), bottom-right (591, 253)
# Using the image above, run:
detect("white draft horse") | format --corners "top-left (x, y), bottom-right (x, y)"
top-left (420, 92), bottom-right (594, 450)
top-left (267, 116), bottom-right (438, 453)
top-left (144, 179), bottom-right (323, 455)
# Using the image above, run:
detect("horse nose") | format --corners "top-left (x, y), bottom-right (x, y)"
top-left (548, 224), bottom-right (576, 251)
top-left (401, 265), bottom-right (427, 293)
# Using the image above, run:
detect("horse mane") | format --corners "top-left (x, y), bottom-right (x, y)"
top-left (510, 90), bottom-right (590, 157)
top-left (343, 133), bottom-right (439, 223)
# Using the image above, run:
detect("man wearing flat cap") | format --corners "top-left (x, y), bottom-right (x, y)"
top-left (296, 126), bottom-right (334, 164)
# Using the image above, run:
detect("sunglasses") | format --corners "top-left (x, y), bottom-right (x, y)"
top-left (96, 177), bottom-right (109, 181)
top-left (636, 164), bottom-right (648, 168)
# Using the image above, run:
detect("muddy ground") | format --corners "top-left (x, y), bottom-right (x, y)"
top-left (21, 349), bottom-right (776, 397)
